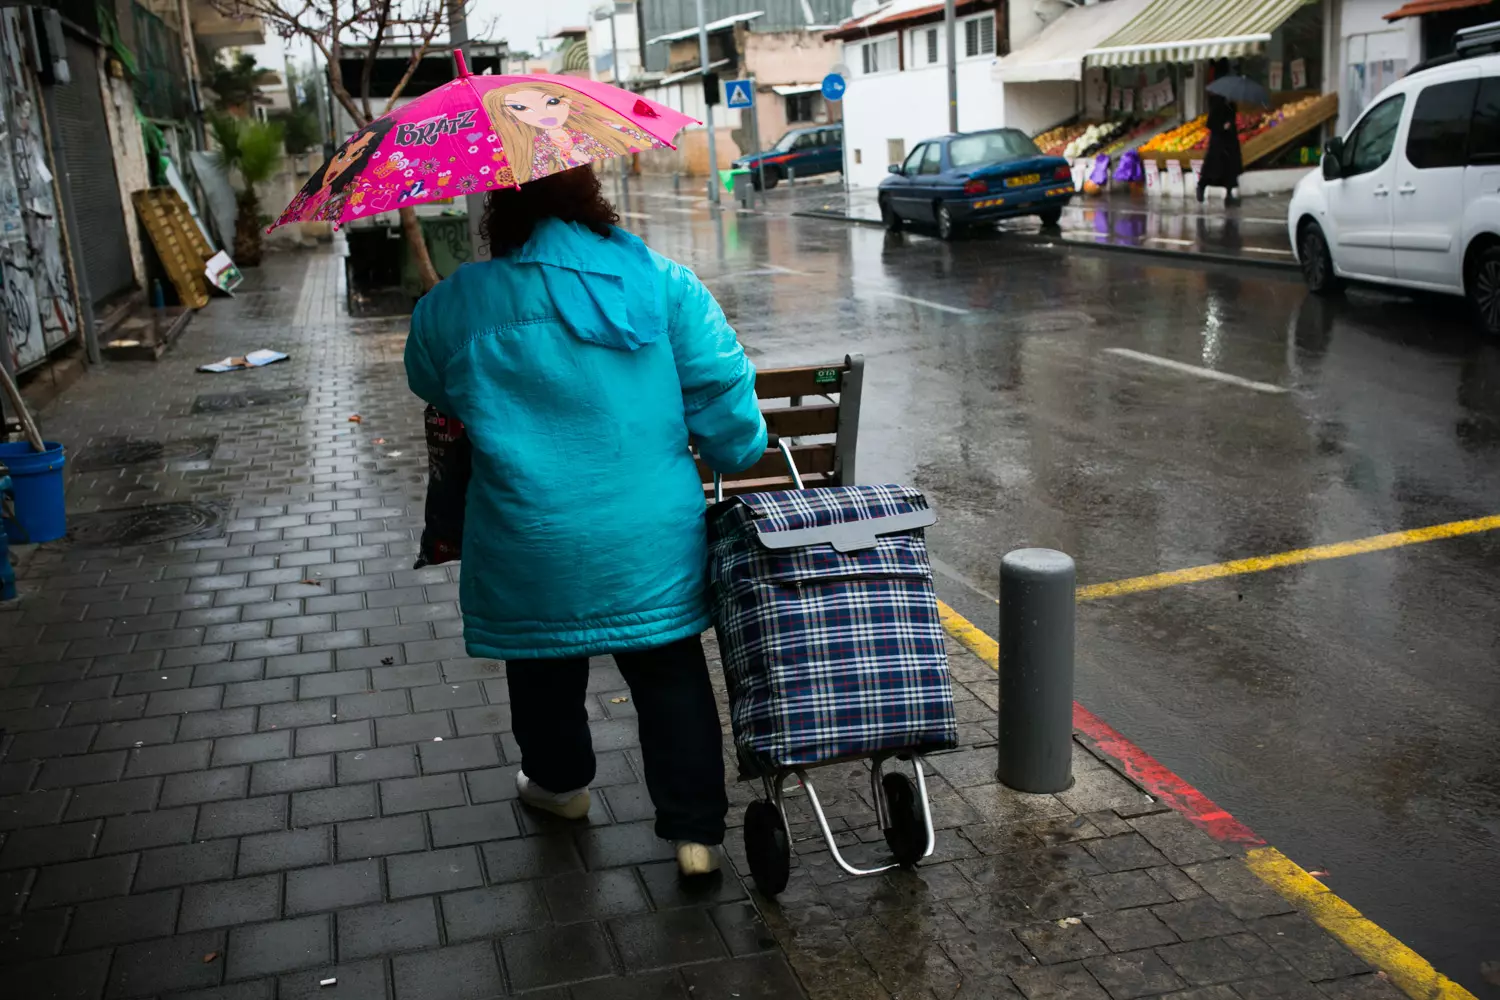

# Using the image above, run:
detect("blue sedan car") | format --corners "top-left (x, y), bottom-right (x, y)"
top-left (878, 129), bottom-right (1075, 240)
top-left (733, 124), bottom-right (843, 190)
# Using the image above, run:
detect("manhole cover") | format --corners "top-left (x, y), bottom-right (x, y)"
top-left (73, 436), bottom-right (219, 472)
top-left (66, 501), bottom-right (226, 546)
top-left (192, 388), bottom-right (305, 413)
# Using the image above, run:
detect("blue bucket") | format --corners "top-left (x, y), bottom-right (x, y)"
top-left (1, 440), bottom-right (67, 544)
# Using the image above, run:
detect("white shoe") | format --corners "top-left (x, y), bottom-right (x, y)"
top-left (515, 771), bottom-right (591, 820)
top-left (674, 841), bottom-right (720, 876)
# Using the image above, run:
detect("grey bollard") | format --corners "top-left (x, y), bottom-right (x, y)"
top-left (998, 548), bottom-right (1076, 793)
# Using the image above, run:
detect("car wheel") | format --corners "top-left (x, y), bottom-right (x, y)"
top-left (760, 169), bottom-right (780, 190)
top-left (879, 196), bottom-right (902, 233)
top-left (1038, 207), bottom-right (1062, 227)
top-left (936, 203), bottom-right (959, 241)
top-left (1467, 244), bottom-right (1500, 337)
top-left (1299, 221), bottom-right (1344, 296)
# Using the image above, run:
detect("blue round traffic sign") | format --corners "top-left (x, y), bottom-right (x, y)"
top-left (821, 73), bottom-right (846, 102)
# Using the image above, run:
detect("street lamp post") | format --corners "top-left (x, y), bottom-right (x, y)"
top-left (945, 0), bottom-right (958, 133)
top-left (696, 0), bottom-right (720, 205)
top-left (448, 0), bottom-right (486, 261)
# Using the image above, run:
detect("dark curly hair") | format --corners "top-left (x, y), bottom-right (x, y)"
top-left (480, 165), bottom-right (620, 257)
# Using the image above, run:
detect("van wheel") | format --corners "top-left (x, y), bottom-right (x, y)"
top-left (879, 196), bottom-right (902, 232)
top-left (1467, 244), bottom-right (1500, 337)
top-left (1299, 221), bottom-right (1344, 296)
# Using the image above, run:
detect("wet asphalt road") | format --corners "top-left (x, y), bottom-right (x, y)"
top-left (622, 189), bottom-right (1500, 998)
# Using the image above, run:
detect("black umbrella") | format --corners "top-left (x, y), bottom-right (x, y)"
top-left (1206, 74), bottom-right (1270, 106)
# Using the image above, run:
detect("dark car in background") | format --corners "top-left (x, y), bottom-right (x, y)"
top-left (879, 129), bottom-right (1074, 240)
top-left (733, 124), bottom-right (843, 189)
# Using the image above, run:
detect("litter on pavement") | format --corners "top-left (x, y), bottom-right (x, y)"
top-left (197, 349), bottom-right (288, 373)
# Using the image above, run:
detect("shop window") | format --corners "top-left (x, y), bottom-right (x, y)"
top-left (786, 92), bottom-right (819, 123)
top-left (1406, 79), bottom-right (1478, 169)
top-left (962, 14), bottom-right (995, 58)
top-left (1469, 77), bottom-right (1500, 164)
top-left (1344, 94), bottom-right (1406, 176)
top-left (858, 35), bottom-right (899, 75)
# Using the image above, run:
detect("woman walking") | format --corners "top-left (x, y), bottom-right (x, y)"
top-left (1198, 62), bottom-right (1243, 205)
top-left (404, 166), bottom-right (767, 876)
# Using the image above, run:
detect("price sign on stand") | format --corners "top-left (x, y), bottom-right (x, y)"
top-left (1144, 160), bottom-right (1161, 198)
top-left (1290, 58), bottom-right (1307, 90)
top-left (1165, 159), bottom-right (1184, 198)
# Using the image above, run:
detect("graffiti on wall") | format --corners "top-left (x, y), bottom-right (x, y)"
top-left (0, 8), bottom-right (76, 371)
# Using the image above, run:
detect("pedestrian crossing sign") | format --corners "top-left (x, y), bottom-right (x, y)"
top-left (725, 79), bottom-right (753, 108)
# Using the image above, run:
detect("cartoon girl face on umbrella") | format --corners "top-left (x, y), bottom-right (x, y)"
top-left (279, 115), bottom-right (397, 225)
top-left (482, 83), bottom-right (662, 184)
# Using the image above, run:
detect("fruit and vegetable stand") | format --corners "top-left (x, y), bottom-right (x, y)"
top-left (1137, 92), bottom-right (1337, 167)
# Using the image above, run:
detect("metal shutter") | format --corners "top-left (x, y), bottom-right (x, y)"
top-left (52, 34), bottom-right (135, 306)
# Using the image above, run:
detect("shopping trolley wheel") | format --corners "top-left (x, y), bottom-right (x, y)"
top-left (744, 800), bottom-right (791, 896)
top-left (881, 772), bottom-right (925, 868)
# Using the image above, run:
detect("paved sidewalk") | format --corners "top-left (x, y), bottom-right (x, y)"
top-left (1, 247), bottom-right (1395, 999)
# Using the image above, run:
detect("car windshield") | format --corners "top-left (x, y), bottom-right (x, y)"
top-left (948, 131), bottom-right (1039, 168)
top-left (772, 131), bottom-right (803, 152)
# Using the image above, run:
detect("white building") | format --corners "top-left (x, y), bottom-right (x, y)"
top-left (590, 1), bottom-right (644, 85)
top-left (831, 0), bottom-right (1009, 189)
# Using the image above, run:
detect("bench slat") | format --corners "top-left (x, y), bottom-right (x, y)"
top-left (762, 403), bottom-right (839, 438)
top-left (703, 472), bottom-right (834, 499)
top-left (697, 443), bottom-right (835, 484)
top-left (755, 364), bottom-right (847, 399)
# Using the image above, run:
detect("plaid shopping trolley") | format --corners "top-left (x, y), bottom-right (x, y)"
top-left (708, 438), bottom-right (958, 896)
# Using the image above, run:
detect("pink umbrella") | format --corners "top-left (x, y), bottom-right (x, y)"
top-left (271, 53), bottom-right (698, 231)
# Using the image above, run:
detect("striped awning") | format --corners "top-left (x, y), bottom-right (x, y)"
top-left (1085, 0), bottom-right (1318, 68)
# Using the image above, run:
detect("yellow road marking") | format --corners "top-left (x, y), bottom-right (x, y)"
top-left (938, 600), bottom-right (999, 667)
top-left (934, 602), bottom-right (1478, 1000)
top-left (1247, 848), bottom-right (1478, 1000)
top-left (1075, 514), bottom-right (1500, 601)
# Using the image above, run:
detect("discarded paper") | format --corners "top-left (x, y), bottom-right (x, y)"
top-left (198, 349), bottom-right (289, 373)
top-left (610, 697), bottom-right (629, 704)
top-left (348, 414), bottom-right (363, 424)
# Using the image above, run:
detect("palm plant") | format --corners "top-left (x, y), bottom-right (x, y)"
top-left (210, 113), bottom-right (284, 266)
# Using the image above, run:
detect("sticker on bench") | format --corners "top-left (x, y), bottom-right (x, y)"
top-left (815, 368), bottom-right (839, 385)
top-left (752, 508), bottom-right (937, 553)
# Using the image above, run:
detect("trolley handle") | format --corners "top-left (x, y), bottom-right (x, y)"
top-left (713, 433), bottom-right (804, 503)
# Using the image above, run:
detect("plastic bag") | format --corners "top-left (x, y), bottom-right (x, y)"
top-left (1113, 149), bottom-right (1144, 185)
top-left (414, 405), bottom-right (471, 569)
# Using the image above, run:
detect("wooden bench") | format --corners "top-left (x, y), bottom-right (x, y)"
top-left (698, 354), bottom-right (864, 498)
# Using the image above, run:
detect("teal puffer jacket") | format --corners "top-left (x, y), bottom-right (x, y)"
top-left (404, 218), bottom-right (767, 660)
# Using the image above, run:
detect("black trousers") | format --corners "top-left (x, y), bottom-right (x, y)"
top-left (506, 634), bottom-right (728, 845)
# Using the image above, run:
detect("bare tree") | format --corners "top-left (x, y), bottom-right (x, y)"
top-left (211, 0), bottom-right (479, 291)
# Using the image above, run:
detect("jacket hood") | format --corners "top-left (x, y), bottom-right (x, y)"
top-left (517, 218), bottom-right (664, 352)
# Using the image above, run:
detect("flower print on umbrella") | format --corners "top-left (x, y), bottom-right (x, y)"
top-left (457, 175), bottom-right (479, 193)
top-left (277, 115), bottom-right (398, 226)
top-left (421, 158), bottom-right (440, 174)
top-left (481, 82), bottom-right (665, 184)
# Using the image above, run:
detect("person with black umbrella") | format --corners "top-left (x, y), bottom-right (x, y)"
top-left (1198, 59), bottom-right (1251, 206)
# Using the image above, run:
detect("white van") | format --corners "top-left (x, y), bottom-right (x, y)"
top-left (1288, 22), bottom-right (1500, 335)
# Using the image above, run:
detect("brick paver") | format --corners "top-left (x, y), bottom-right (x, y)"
top-left (0, 245), bottom-right (1395, 1000)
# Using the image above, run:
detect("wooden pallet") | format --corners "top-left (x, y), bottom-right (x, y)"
top-left (132, 188), bottom-right (211, 309)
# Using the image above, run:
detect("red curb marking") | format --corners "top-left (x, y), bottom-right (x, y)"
top-left (1072, 702), bottom-right (1264, 846)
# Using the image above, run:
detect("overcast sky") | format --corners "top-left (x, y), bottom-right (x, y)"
top-left (470, 0), bottom-right (599, 54)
